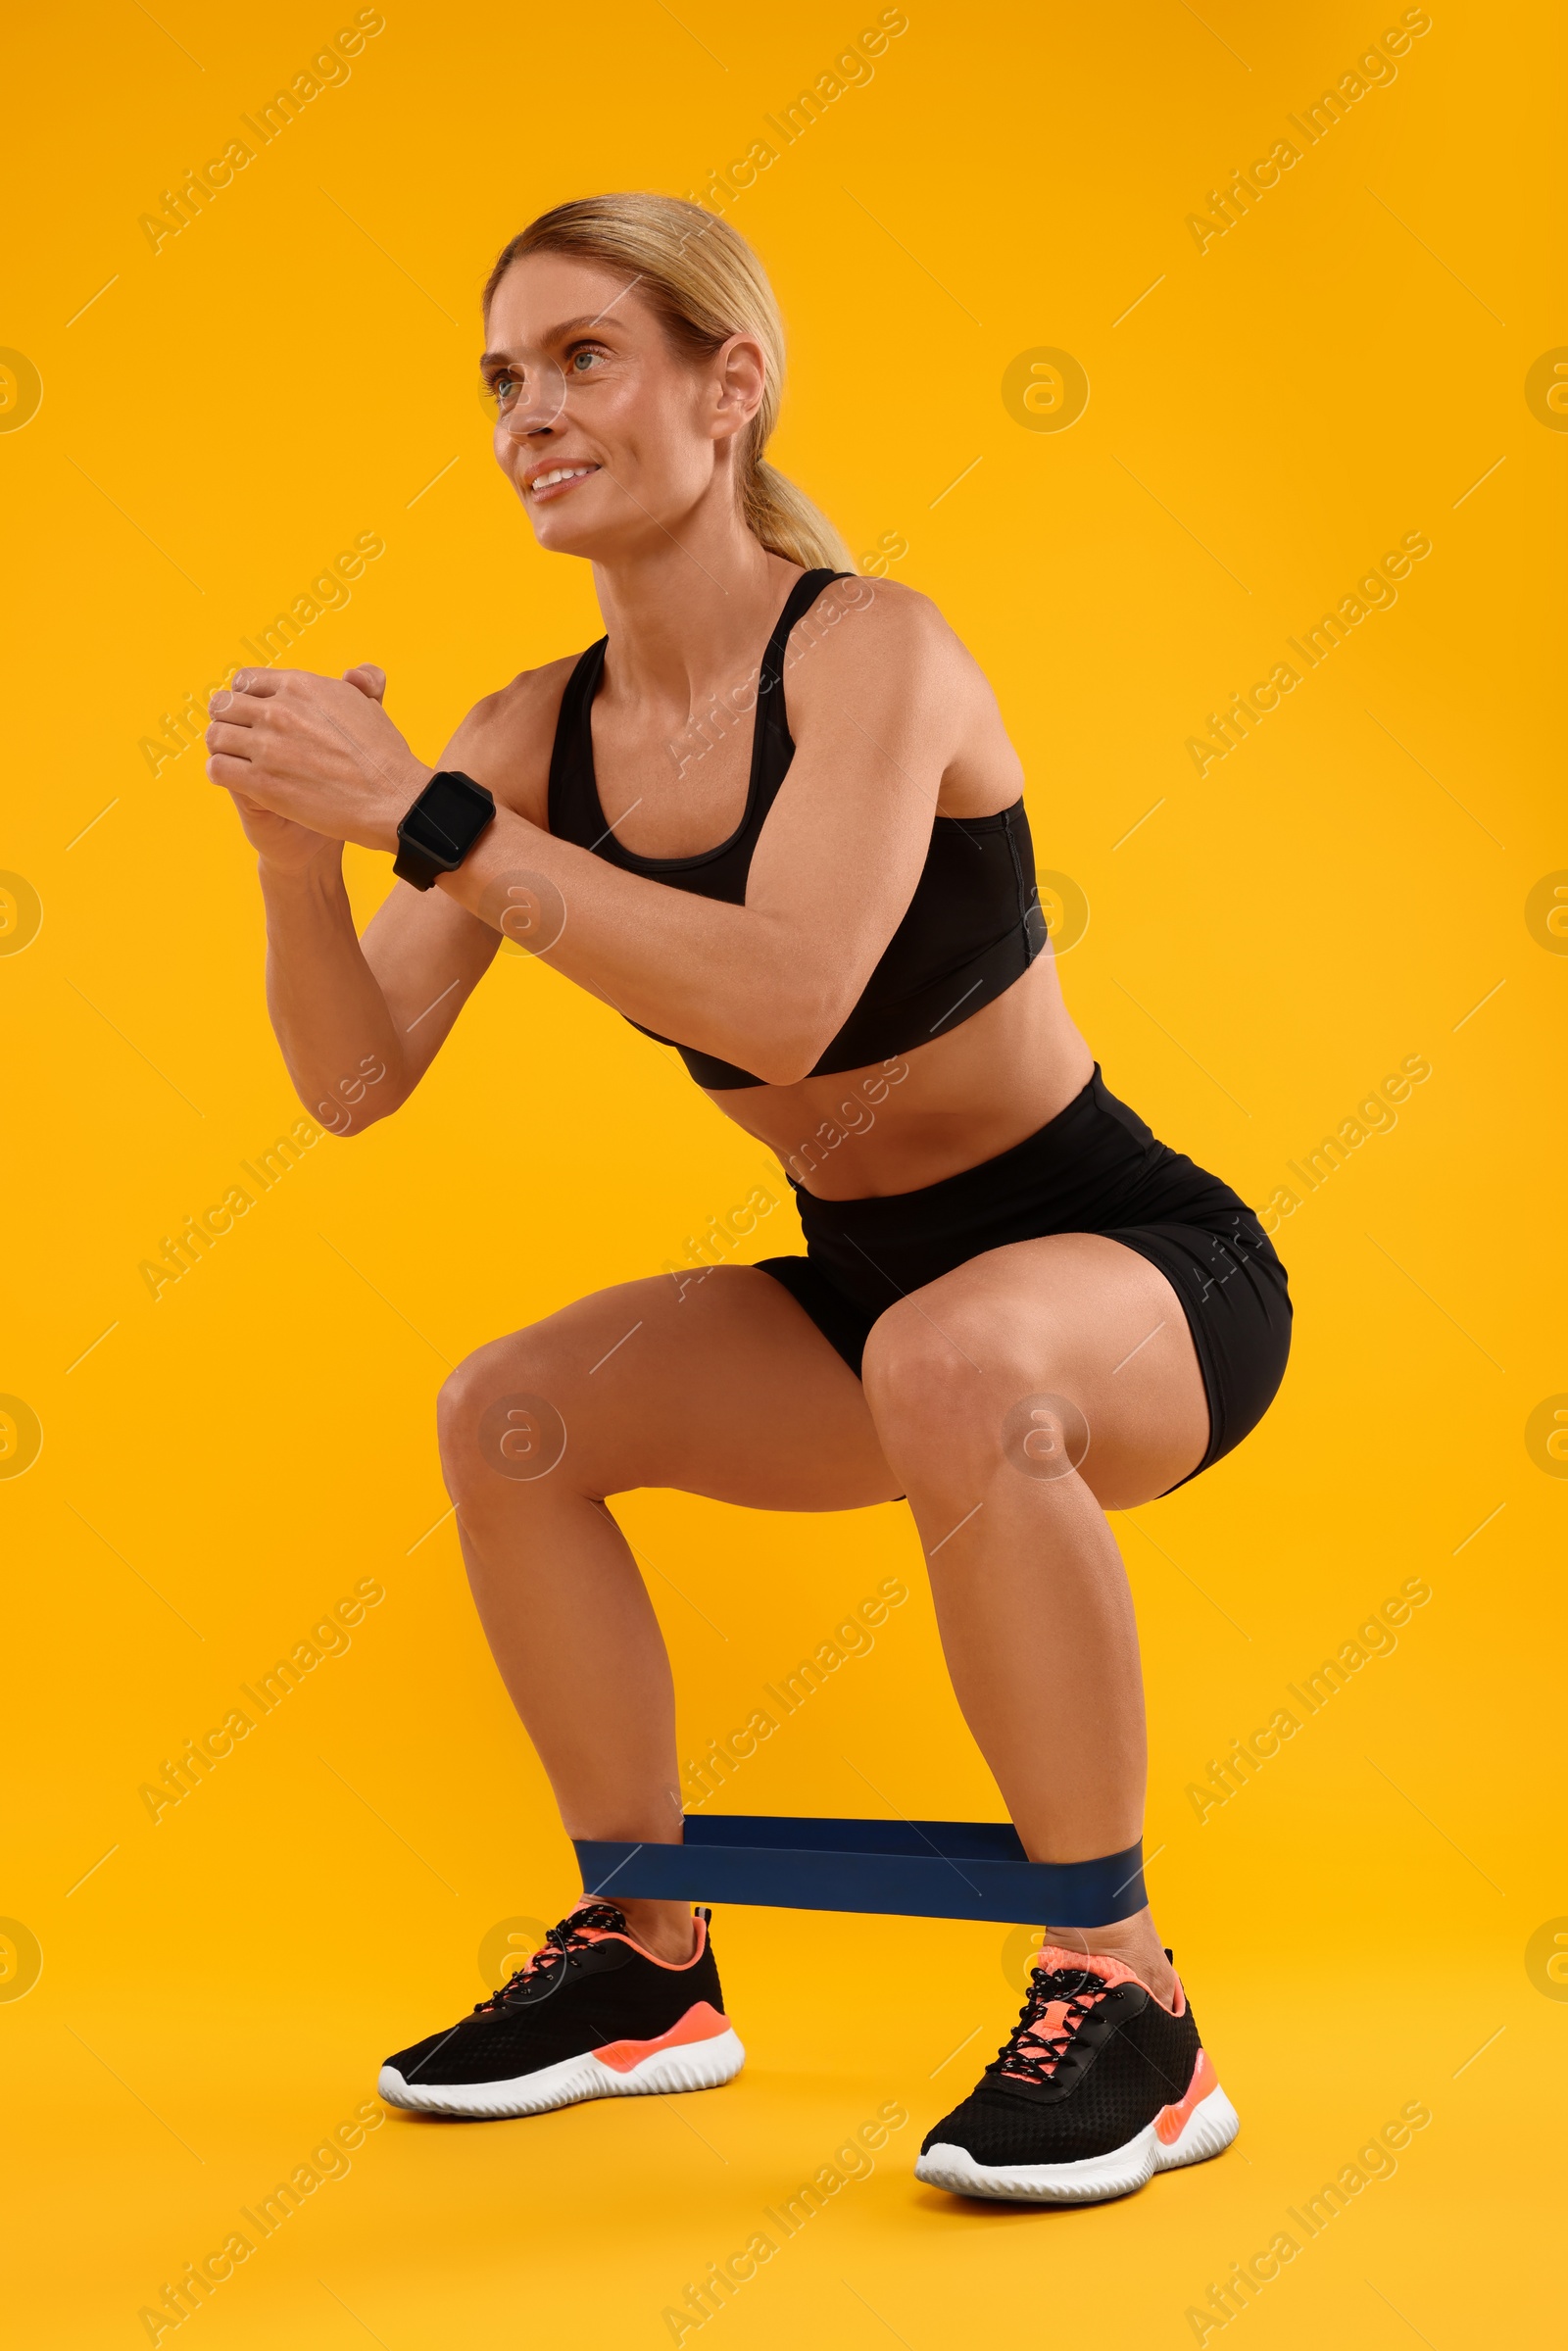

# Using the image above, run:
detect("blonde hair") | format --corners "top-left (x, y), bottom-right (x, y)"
top-left (483, 193), bottom-right (852, 572)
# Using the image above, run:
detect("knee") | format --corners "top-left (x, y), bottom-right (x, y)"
top-left (859, 1298), bottom-right (1002, 1484)
top-left (436, 1329), bottom-right (571, 1505)
top-left (860, 1297), bottom-right (1086, 1493)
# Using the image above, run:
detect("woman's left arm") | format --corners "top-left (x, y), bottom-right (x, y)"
top-left (205, 588), bottom-right (961, 1084)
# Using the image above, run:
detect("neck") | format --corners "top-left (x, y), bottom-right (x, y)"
top-left (589, 507), bottom-right (804, 718)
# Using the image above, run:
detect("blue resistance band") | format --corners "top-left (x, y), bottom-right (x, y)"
top-left (573, 1816), bottom-right (1146, 1926)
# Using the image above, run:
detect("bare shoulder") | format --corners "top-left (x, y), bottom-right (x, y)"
top-left (439, 653), bottom-right (581, 825)
top-left (808, 572), bottom-right (948, 651)
top-left (789, 576), bottom-right (1020, 816)
top-left (789, 575), bottom-right (995, 733)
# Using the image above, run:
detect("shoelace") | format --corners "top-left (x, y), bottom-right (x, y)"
top-left (994, 1963), bottom-right (1112, 2086)
top-left (473, 1902), bottom-right (630, 2014)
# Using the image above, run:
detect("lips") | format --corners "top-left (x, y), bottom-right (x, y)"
top-left (526, 463), bottom-right (601, 502)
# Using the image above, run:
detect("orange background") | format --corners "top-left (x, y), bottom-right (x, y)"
top-left (2, 1), bottom-right (1564, 2343)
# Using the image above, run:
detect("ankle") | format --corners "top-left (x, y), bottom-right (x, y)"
top-left (612, 1899), bottom-right (699, 1964)
top-left (1046, 1909), bottom-right (1179, 2008)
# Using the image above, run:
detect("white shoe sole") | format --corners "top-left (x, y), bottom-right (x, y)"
top-left (915, 2073), bottom-right (1240, 2204)
top-left (378, 2026), bottom-right (746, 2119)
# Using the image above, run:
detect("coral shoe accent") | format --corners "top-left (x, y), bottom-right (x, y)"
top-left (1155, 2044), bottom-right (1218, 2143)
top-left (593, 2000), bottom-right (731, 2074)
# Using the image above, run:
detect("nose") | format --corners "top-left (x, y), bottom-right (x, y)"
top-left (500, 358), bottom-right (569, 437)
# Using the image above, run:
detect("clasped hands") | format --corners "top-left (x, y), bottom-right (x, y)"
top-left (206, 664), bottom-right (433, 856)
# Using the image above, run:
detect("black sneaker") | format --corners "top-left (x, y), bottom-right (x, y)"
top-left (915, 1944), bottom-right (1237, 2202)
top-left (378, 1901), bottom-right (744, 2119)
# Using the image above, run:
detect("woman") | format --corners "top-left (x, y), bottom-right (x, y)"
top-left (207, 193), bottom-right (1290, 2205)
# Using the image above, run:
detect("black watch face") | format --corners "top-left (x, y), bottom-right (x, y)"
top-left (410, 772), bottom-right (488, 859)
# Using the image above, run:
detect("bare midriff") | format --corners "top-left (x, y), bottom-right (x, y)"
top-left (705, 952), bottom-right (1096, 1201)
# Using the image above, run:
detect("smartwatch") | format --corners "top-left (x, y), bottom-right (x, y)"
top-left (393, 770), bottom-right (497, 890)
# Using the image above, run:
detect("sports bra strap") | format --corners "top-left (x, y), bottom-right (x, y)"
top-left (758, 568), bottom-right (849, 710)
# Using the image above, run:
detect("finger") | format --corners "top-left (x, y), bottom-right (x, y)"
top-left (207, 752), bottom-right (258, 788)
top-left (343, 663), bottom-right (387, 702)
top-left (205, 721), bottom-right (255, 759)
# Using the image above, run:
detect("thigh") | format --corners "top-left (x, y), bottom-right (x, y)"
top-left (441, 1262), bottom-right (902, 1510)
top-left (862, 1232), bottom-right (1210, 1511)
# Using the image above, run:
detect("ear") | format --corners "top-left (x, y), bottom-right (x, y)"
top-left (709, 332), bottom-right (766, 444)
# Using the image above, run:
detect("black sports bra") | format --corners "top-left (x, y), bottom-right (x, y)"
top-left (546, 568), bottom-right (1046, 1090)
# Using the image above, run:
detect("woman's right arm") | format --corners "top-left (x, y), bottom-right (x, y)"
top-left (240, 664), bottom-right (544, 1137)
top-left (258, 850), bottom-right (500, 1137)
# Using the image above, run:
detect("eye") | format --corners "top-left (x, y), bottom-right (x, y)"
top-left (568, 346), bottom-right (605, 373)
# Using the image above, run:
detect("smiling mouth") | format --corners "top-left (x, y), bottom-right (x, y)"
top-left (528, 464), bottom-right (601, 501)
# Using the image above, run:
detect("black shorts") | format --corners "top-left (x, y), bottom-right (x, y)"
top-left (756, 1065), bottom-right (1292, 1490)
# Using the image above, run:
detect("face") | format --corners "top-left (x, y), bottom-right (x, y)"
top-left (481, 252), bottom-right (764, 561)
